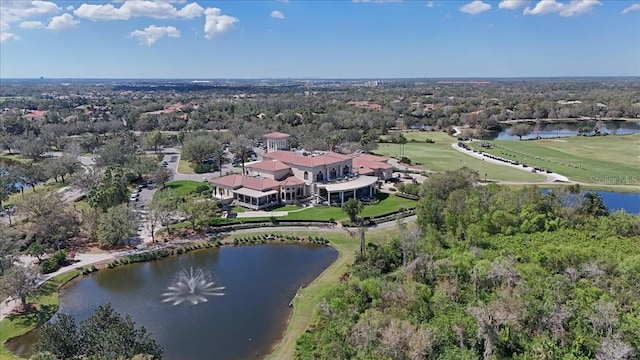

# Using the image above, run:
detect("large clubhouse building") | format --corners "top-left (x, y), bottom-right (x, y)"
top-left (209, 132), bottom-right (394, 210)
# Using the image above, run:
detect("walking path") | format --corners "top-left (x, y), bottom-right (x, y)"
top-left (0, 253), bottom-right (116, 321)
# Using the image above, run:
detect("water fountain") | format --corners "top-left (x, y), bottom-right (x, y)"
top-left (161, 267), bottom-right (225, 305)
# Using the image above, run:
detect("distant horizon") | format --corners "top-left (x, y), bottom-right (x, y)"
top-left (1, 1), bottom-right (638, 79)
top-left (2, 76), bottom-right (639, 81)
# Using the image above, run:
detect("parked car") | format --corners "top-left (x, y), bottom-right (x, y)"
top-left (129, 194), bottom-right (139, 202)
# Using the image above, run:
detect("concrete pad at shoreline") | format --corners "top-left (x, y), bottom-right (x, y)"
top-left (236, 211), bottom-right (288, 218)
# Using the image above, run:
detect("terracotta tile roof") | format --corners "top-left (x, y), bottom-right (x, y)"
top-left (209, 174), bottom-right (281, 191)
top-left (279, 176), bottom-right (304, 186)
top-left (246, 160), bottom-right (291, 172)
top-left (264, 132), bottom-right (290, 139)
top-left (357, 153), bottom-right (390, 162)
top-left (23, 110), bottom-right (47, 120)
top-left (353, 157), bottom-right (393, 171)
top-left (209, 174), bottom-right (244, 189)
top-left (356, 167), bottom-right (375, 175)
top-left (263, 150), bottom-right (350, 168)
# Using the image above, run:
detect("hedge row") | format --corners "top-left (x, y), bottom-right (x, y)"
top-left (232, 234), bottom-right (330, 246)
top-left (106, 242), bottom-right (220, 269)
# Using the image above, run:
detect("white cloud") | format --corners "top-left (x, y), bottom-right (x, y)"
top-left (19, 20), bottom-right (45, 29)
top-left (177, 2), bottom-right (204, 18)
top-left (524, 0), bottom-right (602, 17)
top-left (523, 0), bottom-right (563, 15)
top-left (498, 0), bottom-right (529, 10)
top-left (66, 5), bottom-right (74, 11)
top-left (73, 4), bottom-right (127, 20)
top-left (426, 1), bottom-right (435, 8)
top-left (270, 10), bottom-right (285, 19)
top-left (559, 0), bottom-right (601, 16)
top-left (130, 25), bottom-right (180, 46)
top-left (0, 1), bottom-right (61, 24)
top-left (460, 0), bottom-right (491, 15)
top-left (47, 13), bottom-right (79, 30)
top-left (122, 0), bottom-right (180, 19)
top-left (0, 32), bottom-right (20, 43)
top-left (74, 1), bottom-right (204, 21)
top-left (621, 3), bottom-right (640, 14)
top-left (203, 7), bottom-right (238, 39)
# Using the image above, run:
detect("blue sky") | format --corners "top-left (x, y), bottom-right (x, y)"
top-left (1, 0), bottom-right (639, 78)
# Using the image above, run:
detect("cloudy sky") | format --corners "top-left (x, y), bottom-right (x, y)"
top-left (0, 0), bottom-right (639, 78)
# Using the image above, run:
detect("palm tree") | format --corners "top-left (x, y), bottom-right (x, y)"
top-left (210, 143), bottom-right (226, 177)
top-left (231, 137), bottom-right (253, 175)
top-left (341, 198), bottom-right (365, 257)
top-left (397, 133), bottom-right (407, 157)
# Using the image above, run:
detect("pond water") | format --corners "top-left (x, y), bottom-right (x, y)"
top-left (7, 244), bottom-right (338, 360)
top-left (595, 191), bottom-right (640, 214)
top-left (489, 121), bottom-right (640, 140)
top-left (542, 190), bottom-right (640, 214)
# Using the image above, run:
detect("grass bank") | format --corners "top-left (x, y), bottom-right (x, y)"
top-left (264, 227), bottom-right (399, 360)
top-left (163, 180), bottom-right (210, 197)
top-left (0, 270), bottom-right (81, 359)
top-left (6, 181), bottom-right (67, 207)
top-left (177, 157), bottom-right (195, 174)
top-left (376, 132), bottom-right (546, 182)
top-left (469, 133), bottom-right (640, 184)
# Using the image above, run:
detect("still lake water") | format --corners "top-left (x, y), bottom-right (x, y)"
top-left (490, 121), bottom-right (640, 140)
top-left (594, 191), bottom-right (640, 214)
top-left (8, 244), bottom-right (337, 360)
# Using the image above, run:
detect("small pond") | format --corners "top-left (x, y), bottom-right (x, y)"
top-left (8, 244), bottom-right (338, 360)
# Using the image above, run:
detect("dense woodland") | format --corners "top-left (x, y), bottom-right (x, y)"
top-left (296, 169), bottom-right (640, 360)
top-left (1, 78), bottom-right (639, 155)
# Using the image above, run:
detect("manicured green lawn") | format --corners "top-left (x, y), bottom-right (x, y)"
top-left (376, 132), bottom-right (546, 182)
top-left (272, 204), bottom-right (304, 212)
top-left (283, 193), bottom-right (416, 222)
top-left (1, 270), bottom-right (81, 359)
top-left (469, 133), bottom-right (640, 184)
top-left (163, 180), bottom-right (210, 197)
top-left (169, 193), bottom-right (417, 229)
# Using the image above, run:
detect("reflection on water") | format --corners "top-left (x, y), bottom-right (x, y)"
top-left (490, 121), bottom-right (640, 140)
top-left (8, 244), bottom-right (338, 360)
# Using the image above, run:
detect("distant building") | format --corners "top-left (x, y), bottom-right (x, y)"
top-left (264, 132), bottom-right (290, 152)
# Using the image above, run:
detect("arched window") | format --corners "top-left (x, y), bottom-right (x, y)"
top-left (330, 168), bottom-right (337, 179)
top-left (304, 171), bottom-right (309, 180)
top-left (343, 165), bottom-right (350, 175)
top-left (316, 171), bottom-right (324, 182)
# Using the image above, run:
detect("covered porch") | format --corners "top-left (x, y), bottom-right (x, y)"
top-left (316, 175), bottom-right (378, 206)
top-left (232, 188), bottom-right (280, 210)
